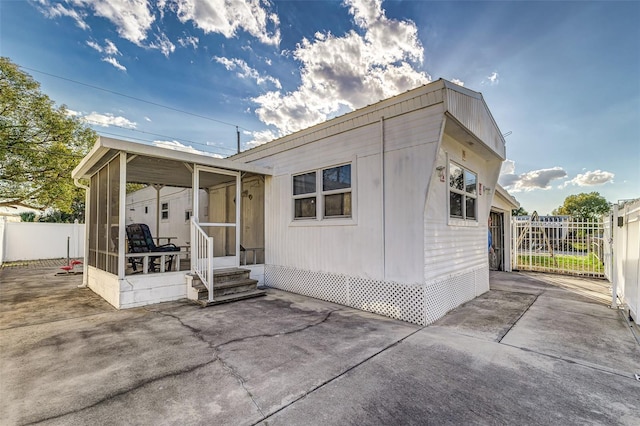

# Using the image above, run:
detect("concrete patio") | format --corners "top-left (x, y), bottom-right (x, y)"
top-left (1, 263), bottom-right (638, 425)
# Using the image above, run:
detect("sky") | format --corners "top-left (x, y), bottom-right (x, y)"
top-left (1, 0), bottom-right (638, 215)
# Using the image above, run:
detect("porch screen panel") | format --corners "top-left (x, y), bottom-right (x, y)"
top-left (107, 156), bottom-right (120, 274)
top-left (91, 155), bottom-right (120, 274)
top-left (88, 173), bottom-right (98, 267)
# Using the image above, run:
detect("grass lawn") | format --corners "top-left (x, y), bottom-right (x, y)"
top-left (516, 252), bottom-right (604, 274)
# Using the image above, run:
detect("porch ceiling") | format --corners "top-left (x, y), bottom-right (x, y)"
top-left (127, 156), bottom-right (235, 188)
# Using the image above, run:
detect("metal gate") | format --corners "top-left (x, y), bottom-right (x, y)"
top-left (512, 213), bottom-right (606, 278)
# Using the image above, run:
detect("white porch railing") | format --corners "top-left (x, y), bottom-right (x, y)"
top-left (191, 218), bottom-right (214, 303)
top-left (124, 251), bottom-right (187, 274)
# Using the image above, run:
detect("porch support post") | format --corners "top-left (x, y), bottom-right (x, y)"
top-left (191, 165), bottom-right (199, 272)
top-left (611, 203), bottom-right (619, 309)
top-left (153, 184), bottom-right (164, 240)
top-left (235, 172), bottom-right (241, 267)
top-left (74, 177), bottom-right (90, 287)
top-left (118, 152), bottom-right (127, 280)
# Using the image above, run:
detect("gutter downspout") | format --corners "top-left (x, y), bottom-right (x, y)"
top-left (74, 178), bottom-right (90, 287)
top-left (380, 117), bottom-right (386, 280)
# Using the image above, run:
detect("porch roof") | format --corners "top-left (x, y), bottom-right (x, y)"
top-left (494, 184), bottom-right (520, 210)
top-left (72, 137), bottom-right (273, 184)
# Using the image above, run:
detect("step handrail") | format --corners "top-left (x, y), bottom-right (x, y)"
top-left (191, 218), bottom-right (214, 303)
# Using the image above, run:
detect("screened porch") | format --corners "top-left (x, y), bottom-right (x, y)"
top-left (73, 137), bottom-right (270, 309)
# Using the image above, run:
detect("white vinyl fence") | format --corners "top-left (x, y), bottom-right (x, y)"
top-left (606, 200), bottom-right (640, 321)
top-left (512, 215), bottom-right (606, 278)
top-left (0, 219), bottom-right (84, 263)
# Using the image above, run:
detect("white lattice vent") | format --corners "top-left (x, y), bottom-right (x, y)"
top-left (424, 266), bottom-right (487, 324)
top-left (265, 265), bottom-right (349, 306)
top-left (475, 265), bottom-right (490, 295)
top-left (349, 277), bottom-right (425, 324)
top-left (265, 264), bottom-right (488, 326)
top-left (265, 265), bottom-right (427, 325)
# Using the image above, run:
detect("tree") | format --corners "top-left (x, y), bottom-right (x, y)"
top-left (0, 57), bottom-right (97, 212)
top-left (512, 206), bottom-right (528, 216)
top-left (19, 212), bottom-right (36, 222)
top-left (552, 192), bottom-right (610, 221)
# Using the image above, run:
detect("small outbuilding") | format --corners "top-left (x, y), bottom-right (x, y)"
top-left (73, 78), bottom-right (507, 325)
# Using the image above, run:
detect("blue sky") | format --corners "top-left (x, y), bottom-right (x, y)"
top-left (1, 0), bottom-right (638, 214)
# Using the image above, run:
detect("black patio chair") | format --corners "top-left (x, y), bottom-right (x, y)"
top-left (125, 223), bottom-right (180, 272)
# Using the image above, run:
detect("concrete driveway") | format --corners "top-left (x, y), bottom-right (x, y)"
top-left (1, 264), bottom-right (639, 425)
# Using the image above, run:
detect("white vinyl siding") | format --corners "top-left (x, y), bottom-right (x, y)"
top-left (258, 104), bottom-right (443, 283)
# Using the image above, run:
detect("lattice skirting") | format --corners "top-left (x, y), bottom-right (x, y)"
top-left (264, 264), bottom-right (489, 325)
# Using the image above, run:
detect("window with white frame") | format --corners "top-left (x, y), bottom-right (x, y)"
top-left (449, 162), bottom-right (477, 220)
top-left (161, 202), bottom-right (169, 220)
top-left (293, 164), bottom-right (352, 220)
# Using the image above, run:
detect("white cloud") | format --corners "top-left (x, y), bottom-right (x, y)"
top-left (500, 159), bottom-right (516, 175)
top-left (144, 116), bottom-right (152, 122)
top-left (72, 0), bottom-right (155, 45)
top-left (38, 0), bottom-right (280, 58)
top-left (65, 109), bottom-right (81, 117)
top-left (102, 56), bottom-right (127, 71)
top-left (169, 0), bottom-right (281, 45)
top-left (564, 170), bottom-right (614, 187)
top-left (486, 71), bottom-right (499, 85)
top-left (149, 32), bottom-right (176, 57)
top-left (36, 0), bottom-right (89, 30)
top-left (214, 56), bottom-right (281, 88)
top-left (88, 39), bottom-right (125, 69)
top-left (451, 78), bottom-right (464, 87)
top-left (153, 140), bottom-right (223, 158)
top-left (104, 39), bottom-right (120, 55)
top-left (177, 35), bottom-right (199, 49)
top-left (244, 129), bottom-right (278, 148)
top-left (84, 112), bottom-right (136, 128)
top-left (252, 0), bottom-right (430, 136)
top-left (86, 40), bottom-right (103, 52)
top-left (499, 160), bottom-right (567, 192)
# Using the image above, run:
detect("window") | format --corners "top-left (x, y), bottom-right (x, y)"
top-left (185, 210), bottom-right (192, 221)
top-left (144, 206), bottom-right (148, 214)
top-left (293, 164), bottom-right (352, 220)
top-left (323, 165), bottom-right (351, 218)
top-left (293, 172), bottom-right (316, 219)
top-left (449, 162), bottom-right (477, 220)
top-left (161, 202), bottom-right (169, 220)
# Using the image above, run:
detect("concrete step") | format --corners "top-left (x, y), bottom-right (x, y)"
top-left (188, 268), bottom-right (261, 306)
top-left (212, 268), bottom-right (251, 284)
top-left (195, 289), bottom-right (267, 307)
top-left (194, 279), bottom-right (259, 300)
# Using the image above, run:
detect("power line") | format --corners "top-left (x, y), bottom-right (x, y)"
top-left (19, 65), bottom-right (253, 132)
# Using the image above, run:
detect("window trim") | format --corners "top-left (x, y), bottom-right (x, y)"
top-left (291, 160), bottom-right (356, 226)
top-left (447, 160), bottom-right (478, 224)
top-left (292, 171), bottom-right (318, 219)
top-left (161, 202), bottom-right (169, 220)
